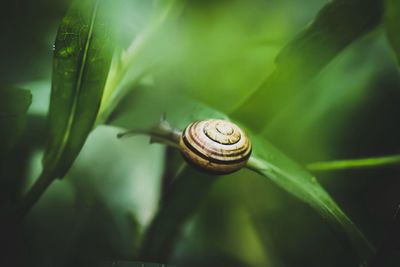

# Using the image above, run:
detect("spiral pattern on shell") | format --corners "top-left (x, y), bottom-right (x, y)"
top-left (179, 119), bottom-right (252, 174)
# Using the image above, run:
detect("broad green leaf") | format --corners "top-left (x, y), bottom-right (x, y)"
top-left (137, 135), bottom-right (373, 264)
top-left (109, 89), bottom-right (372, 264)
top-left (385, 0), bottom-right (400, 65)
top-left (43, 0), bottom-right (114, 178)
top-left (0, 87), bottom-right (32, 155)
top-left (231, 0), bottom-right (383, 131)
top-left (248, 135), bottom-right (374, 265)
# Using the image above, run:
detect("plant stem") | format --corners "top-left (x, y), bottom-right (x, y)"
top-left (117, 118), bottom-right (181, 148)
top-left (307, 154), bottom-right (400, 171)
top-left (14, 170), bottom-right (55, 220)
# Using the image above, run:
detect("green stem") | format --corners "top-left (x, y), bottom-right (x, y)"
top-left (307, 154), bottom-right (400, 171)
top-left (117, 118), bottom-right (181, 148)
top-left (14, 170), bottom-right (55, 220)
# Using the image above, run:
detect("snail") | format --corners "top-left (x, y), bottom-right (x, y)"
top-left (118, 118), bottom-right (252, 174)
top-left (179, 119), bottom-right (252, 174)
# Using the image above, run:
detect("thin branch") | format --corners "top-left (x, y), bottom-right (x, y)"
top-left (117, 118), bottom-right (181, 148)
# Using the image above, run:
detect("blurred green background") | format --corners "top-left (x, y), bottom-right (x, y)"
top-left (1, 0), bottom-right (400, 266)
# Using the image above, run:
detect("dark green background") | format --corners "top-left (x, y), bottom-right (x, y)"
top-left (1, 0), bottom-right (400, 266)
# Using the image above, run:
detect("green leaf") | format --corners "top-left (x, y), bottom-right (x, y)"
top-left (231, 0), bottom-right (383, 131)
top-left (137, 131), bottom-right (374, 264)
top-left (0, 87), bottom-right (32, 155)
top-left (248, 135), bottom-right (374, 265)
top-left (109, 89), bottom-right (372, 263)
top-left (385, 0), bottom-right (400, 65)
top-left (43, 0), bottom-right (114, 178)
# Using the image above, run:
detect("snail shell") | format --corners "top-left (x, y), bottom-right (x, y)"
top-left (179, 119), bottom-right (252, 174)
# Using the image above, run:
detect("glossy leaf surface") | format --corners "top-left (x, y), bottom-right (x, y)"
top-left (110, 90), bottom-right (373, 264)
top-left (43, 0), bottom-right (113, 178)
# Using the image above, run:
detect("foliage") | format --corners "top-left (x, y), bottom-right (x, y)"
top-left (43, 0), bottom-right (114, 178)
top-left (1, 0), bottom-right (400, 266)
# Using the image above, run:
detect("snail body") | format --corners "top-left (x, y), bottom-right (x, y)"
top-left (179, 119), bottom-right (252, 174)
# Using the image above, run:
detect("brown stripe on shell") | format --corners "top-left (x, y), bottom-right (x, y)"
top-left (181, 132), bottom-right (251, 165)
top-left (186, 121), bottom-right (251, 159)
top-left (186, 121), bottom-right (251, 158)
top-left (186, 122), bottom-right (249, 156)
top-left (179, 120), bottom-right (252, 173)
